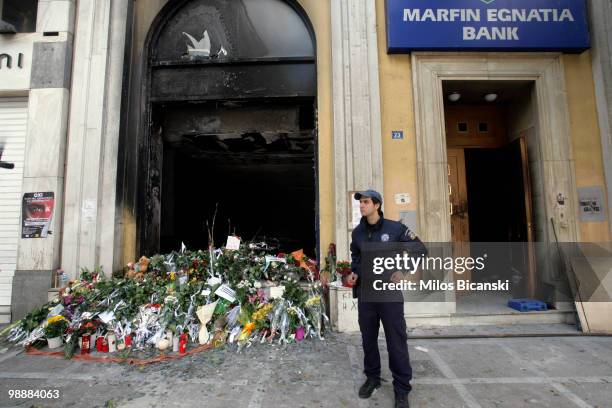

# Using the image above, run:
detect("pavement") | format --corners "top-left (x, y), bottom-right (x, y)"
top-left (0, 330), bottom-right (611, 408)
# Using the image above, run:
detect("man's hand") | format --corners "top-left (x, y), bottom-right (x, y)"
top-left (347, 272), bottom-right (358, 286)
top-left (390, 271), bottom-right (404, 284)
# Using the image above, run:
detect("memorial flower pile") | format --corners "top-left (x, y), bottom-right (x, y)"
top-left (2, 239), bottom-right (329, 359)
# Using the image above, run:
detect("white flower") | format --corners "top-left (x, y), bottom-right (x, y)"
top-left (254, 281), bottom-right (262, 289)
top-left (271, 262), bottom-right (278, 268)
top-left (164, 295), bottom-right (178, 304)
top-left (207, 276), bottom-right (222, 286)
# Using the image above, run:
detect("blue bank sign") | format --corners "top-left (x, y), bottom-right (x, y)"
top-left (386, 0), bottom-right (590, 53)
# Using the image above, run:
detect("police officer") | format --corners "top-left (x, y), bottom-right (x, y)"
top-left (348, 190), bottom-right (426, 408)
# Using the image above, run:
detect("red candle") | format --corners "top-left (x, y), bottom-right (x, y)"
top-left (179, 333), bottom-right (188, 354)
top-left (96, 336), bottom-right (104, 352)
top-left (81, 334), bottom-right (90, 354)
top-left (125, 334), bottom-right (132, 347)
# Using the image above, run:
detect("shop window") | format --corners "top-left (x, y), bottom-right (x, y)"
top-left (457, 122), bottom-right (468, 133)
top-left (0, 0), bottom-right (38, 33)
top-left (478, 122), bottom-right (489, 133)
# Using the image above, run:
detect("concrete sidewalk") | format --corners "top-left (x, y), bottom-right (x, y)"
top-left (0, 332), bottom-right (611, 408)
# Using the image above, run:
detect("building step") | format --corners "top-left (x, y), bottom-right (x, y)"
top-left (405, 310), bottom-right (575, 328)
top-left (0, 307), bottom-right (10, 324)
top-left (407, 323), bottom-right (580, 338)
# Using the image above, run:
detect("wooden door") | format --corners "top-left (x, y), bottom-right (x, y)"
top-left (506, 136), bottom-right (536, 297)
top-left (447, 148), bottom-right (469, 242)
top-left (447, 148), bottom-right (471, 285)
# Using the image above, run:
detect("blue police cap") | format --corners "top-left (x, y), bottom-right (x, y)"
top-left (354, 189), bottom-right (382, 203)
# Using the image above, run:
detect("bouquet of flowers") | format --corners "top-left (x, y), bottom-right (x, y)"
top-left (44, 315), bottom-right (69, 338)
top-left (2, 238), bottom-right (331, 359)
top-left (337, 261), bottom-right (353, 287)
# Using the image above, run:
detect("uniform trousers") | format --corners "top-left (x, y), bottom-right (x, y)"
top-left (358, 299), bottom-right (412, 396)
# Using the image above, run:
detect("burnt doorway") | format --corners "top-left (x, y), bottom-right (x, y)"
top-left (158, 99), bottom-right (316, 254)
top-left (141, 0), bottom-right (317, 256)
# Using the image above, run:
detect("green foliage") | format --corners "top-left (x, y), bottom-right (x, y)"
top-left (282, 280), bottom-right (307, 308)
top-left (20, 305), bottom-right (50, 332)
top-left (63, 335), bottom-right (78, 359)
top-left (80, 266), bottom-right (103, 282)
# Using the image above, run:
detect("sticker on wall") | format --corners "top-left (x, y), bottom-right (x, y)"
top-left (21, 192), bottom-right (55, 238)
top-left (578, 186), bottom-right (606, 222)
top-left (82, 199), bottom-right (97, 223)
top-left (394, 193), bottom-right (411, 205)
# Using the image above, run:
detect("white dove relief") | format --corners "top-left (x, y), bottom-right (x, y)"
top-left (183, 30), bottom-right (211, 57)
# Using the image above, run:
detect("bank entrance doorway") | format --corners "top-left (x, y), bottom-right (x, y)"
top-left (444, 80), bottom-right (539, 312)
top-left (140, 0), bottom-right (318, 257)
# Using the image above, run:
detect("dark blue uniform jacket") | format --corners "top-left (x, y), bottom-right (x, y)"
top-left (350, 214), bottom-right (427, 298)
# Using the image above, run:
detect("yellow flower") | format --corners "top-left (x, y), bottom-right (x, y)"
top-left (47, 315), bottom-right (67, 325)
top-left (306, 295), bottom-right (321, 307)
top-left (170, 272), bottom-right (176, 281)
top-left (251, 303), bottom-right (273, 322)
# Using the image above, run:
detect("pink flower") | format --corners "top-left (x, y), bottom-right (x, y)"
top-left (295, 326), bottom-right (305, 341)
top-left (257, 289), bottom-right (266, 301)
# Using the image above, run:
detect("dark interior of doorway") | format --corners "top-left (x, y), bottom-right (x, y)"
top-left (158, 98), bottom-right (317, 257)
top-left (465, 146), bottom-right (529, 243)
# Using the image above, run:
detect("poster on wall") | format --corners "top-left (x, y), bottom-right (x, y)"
top-left (21, 192), bottom-right (55, 238)
top-left (577, 186), bottom-right (606, 222)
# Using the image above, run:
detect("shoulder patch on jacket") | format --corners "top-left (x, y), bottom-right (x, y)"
top-left (403, 226), bottom-right (417, 240)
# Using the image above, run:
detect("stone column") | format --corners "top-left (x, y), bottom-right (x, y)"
top-left (331, 0), bottom-right (384, 260)
top-left (12, 0), bottom-right (75, 320)
top-left (589, 0), bottom-right (612, 238)
top-left (61, 0), bottom-right (130, 278)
